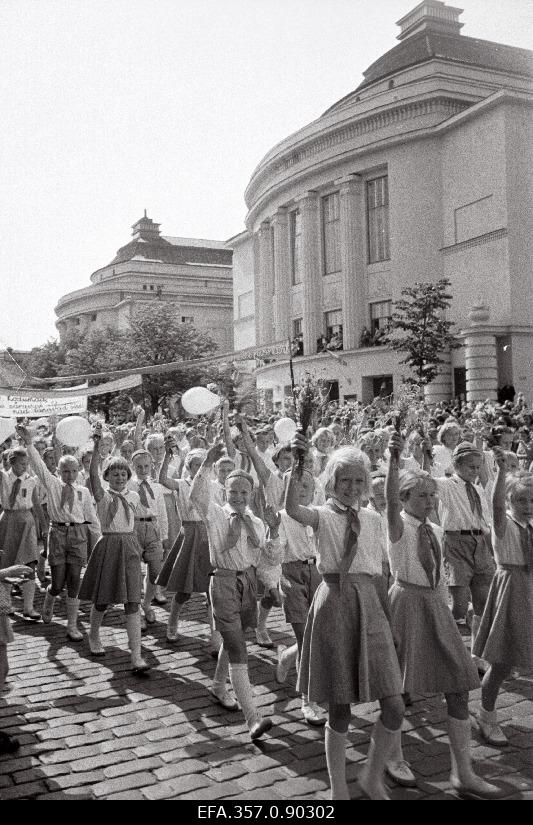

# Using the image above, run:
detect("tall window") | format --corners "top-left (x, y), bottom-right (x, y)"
top-left (292, 318), bottom-right (303, 336)
top-left (367, 176), bottom-right (390, 263)
top-left (322, 192), bottom-right (341, 275)
top-left (325, 309), bottom-right (343, 339)
top-left (370, 300), bottom-right (392, 335)
top-left (289, 210), bottom-right (302, 285)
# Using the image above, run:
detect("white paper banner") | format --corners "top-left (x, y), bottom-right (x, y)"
top-left (0, 392), bottom-right (88, 418)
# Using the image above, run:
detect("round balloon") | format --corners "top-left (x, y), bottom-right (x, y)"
top-left (181, 387), bottom-right (221, 416)
top-left (0, 418), bottom-right (16, 443)
top-left (274, 417), bottom-right (297, 443)
top-left (55, 416), bottom-right (92, 448)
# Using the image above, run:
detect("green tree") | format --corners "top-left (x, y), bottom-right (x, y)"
top-left (381, 278), bottom-right (460, 387)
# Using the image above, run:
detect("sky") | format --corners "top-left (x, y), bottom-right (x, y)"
top-left (1, 0), bottom-right (532, 350)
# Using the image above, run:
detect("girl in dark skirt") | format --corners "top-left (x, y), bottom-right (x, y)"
top-left (286, 435), bottom-right (405, 800)
top-left (386, 433), bottom-right (502, 800)
top-left (474, 454), bottom-right (533, 747)
top-left (157, 443), bottom-right (218, 649)
top-left (79, 430), bottom-right (149, 674)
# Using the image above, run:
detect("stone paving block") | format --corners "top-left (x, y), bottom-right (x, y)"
top-left (274, 777), bottom-right (328, 797)
top-left (92, 771), bottom-right (158, 797)
top-left (206, 763), bottom-right (250, 782)
top-left (39, 744), bottom-right (102, 764)
top-left (179, 781), bottom-right (242, 800)
top-left (104, 756), bottom-right (163, 779)
top-left (238, 768), bottom-right (291, 790)
top-left (46, 770), bottom-right (105, 790)
top-left (0, 780), bottom-right (48, 800)
top-left (142, 773), bottom-right (212, 800)
top-left (70, 750), bottom-right (136, 772)
top-left (106, 790), bottom-right (146, 800)
top-left (154, 759), bottom-right (208, 780)
top-left (36, 724), bottom-right (85, 741)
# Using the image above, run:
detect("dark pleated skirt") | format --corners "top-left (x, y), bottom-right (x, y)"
top-left (297, 573), bottom-right (403, 705)
top-left (389, 580), bottom-right (479, 694)
top-left (78, 532), bottom-right (142, 605)
top-left (156, 521), bottom-right (211, 594)
top-left (473, 566), bottom-right (533, 670)
top-left (0, 510), bottom-right (39, 566)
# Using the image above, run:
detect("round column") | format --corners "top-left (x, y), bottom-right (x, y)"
top-left (424, 348), bottom-right (453, 403)
top-left (464, 304), bottom-right (498, 402)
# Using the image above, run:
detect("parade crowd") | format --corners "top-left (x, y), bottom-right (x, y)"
top-left (0, 389), bottom-right (532, 801)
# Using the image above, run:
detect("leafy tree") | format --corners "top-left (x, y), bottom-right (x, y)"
top-left (381, 278), bottom-right (460, 387)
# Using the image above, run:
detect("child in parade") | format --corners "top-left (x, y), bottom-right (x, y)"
top-left (286, 433), bottom-right (405, 800)
top-left (78, 427), bottom-right (149, 673)
top-left (473, 452), bottom-right (533, 746)
top-left (20, 427), bottom-right (100, 640)
top-left (386, 433), bottom-right (502, 799)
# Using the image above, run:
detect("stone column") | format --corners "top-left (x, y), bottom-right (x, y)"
top-left (424, 348), bottom-right (453, 404)
top-left (257, 221), bottom-right (274, 345)
top-left (338, 174), bottom-right (365, 351)
top-left (271, 208), bottom-right (291, 342)
top-left (298, 191), bottom-right (321, 356)
top-left (464, 304), bottom-right (498, 402)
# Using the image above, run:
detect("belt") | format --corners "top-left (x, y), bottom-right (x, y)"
top-left (446, 529), bottom-right (484, 536)
top-left (286, 558), bottom-right (316, 565)
top-left (396, 578), bottom-right (434, 591)
top-left (135, 517), bottom-right (154, 522)
top-left (52, 521), bottom-right (86, 527)
top-left (212, 566), bottom-right (255, 577)
top-left (498, 563), bottom-right (529, 572)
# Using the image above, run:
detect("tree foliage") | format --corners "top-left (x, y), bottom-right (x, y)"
top-left (26, 301), bottom-right (219, 416)
top-left (381, 278), bottom-right (460, 387)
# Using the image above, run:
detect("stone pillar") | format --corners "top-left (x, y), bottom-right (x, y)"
top-left (338, 174), bottom-right (365, 351)
top-left (257, 221), bottom-right (274, 345)
top-left (298, 191), bottom-right (321, 356)
top-left (464, 304), bottom-right (498, 402)
top-left (424, 348), bottom-right (453, 404)
top-left (272, 208), bottom-right (291, 342)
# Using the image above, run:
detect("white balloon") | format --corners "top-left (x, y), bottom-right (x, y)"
top-left (274, 417), bottom-right (297, 443)
top-left (0, 418), bottom-right (16, 443)
top-left (55, 416), bottom-right (92, 448)
top-left (181, 387), bottom-right (221, 416)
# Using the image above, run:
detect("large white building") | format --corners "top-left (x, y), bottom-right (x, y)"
top-left (56, 213), bottom-right (234, 352)
top-left (233, 1), bottom-right (533, 408)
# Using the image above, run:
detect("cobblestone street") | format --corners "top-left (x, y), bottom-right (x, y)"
top-left (1, 591), bottom-right (532, 801)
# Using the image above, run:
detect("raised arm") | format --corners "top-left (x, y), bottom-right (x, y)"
top-left (133, 407), bottom-right (146, 452)
top-left (285, 433), bottom-right (318, 530)
top-left (90, 427), bottom-right (105, 503)
top-left (17, 426), bottom-right (54, 489)
top-left (236, 413), bottom-right (271, 487)
top-left (491, 447), bottom-right (508, 539)
top-left (189, 441), bottom-right (225, 519)
top-left (386, 433), bottom-right (404, 543)
top-left (221, 400), bottom-right (236, 460)
top-left (158, 437), bottom-right (180, 490)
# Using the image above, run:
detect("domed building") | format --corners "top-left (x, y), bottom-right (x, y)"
top-left (55, 213), bottom-right (234, 352)
top-left (236, 0), bottom-right (533, 407)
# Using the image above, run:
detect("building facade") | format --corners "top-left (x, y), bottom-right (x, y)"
top-left (235, 1), bottom-right (533, 407)
top-left (56, 214), bottom-right (234, 352)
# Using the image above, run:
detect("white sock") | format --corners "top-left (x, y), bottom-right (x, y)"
top-left (167, 598), bottom-right (183, 632)
top-left (22, 579), bottom-right (36, 613)
top-left (257, 604), bottom-right (270, 631)
top-left (143, 580), bottom-right (156, 611)
top-left (229, 663), bottom-right (259, 728)
top-left (66, 597), bottom-right (80, 630)
top-left (325, 723), bottom-right (350, 800)
top-left (213, 646), bottom-right (230, 694)
top-left (89, 606), bottom-right (105, 640)
top-left (126, 611), bottom-right (142, 663)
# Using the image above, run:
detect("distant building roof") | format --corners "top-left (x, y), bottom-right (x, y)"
top-left (106, 214), bottom-right (233, 267)
top-left (323, 1), bottom-right (533, 116)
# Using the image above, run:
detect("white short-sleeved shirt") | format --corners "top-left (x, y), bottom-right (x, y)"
top-left (493, 513), bottom-right (533, 566)
top-left (27, 445), bottom-right (99, 528)
top-left (127, 478), bottom-right (168, 541)
top-left (96, 490), bottom-right (139, 533)
top-left (279, 509), bottom-right (317, 563)
top-left (388, 512), bottom-right (446, 596)
top-left (312, 503), bottom-right (383, 576)
top-left (0, 470), bottom-right (37, 511)
top-left (434, 475), bottom-right (491, 532)
top-left (431, 445), bottom-right (454, 478)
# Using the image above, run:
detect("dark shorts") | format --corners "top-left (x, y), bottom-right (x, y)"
top-left (281, 559), bottom-right (321, 625)
top-left (443, 532), bottom-right (495, 588)
top-left (48, 524), bottom-right (88, 568)
top-left (210, 567), bottom-right (257, 634)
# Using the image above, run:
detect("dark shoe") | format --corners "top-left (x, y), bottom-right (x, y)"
top-left (250, 717), bottom-right (272, 741)
top-left (0, 732), bottom-right (20, 754)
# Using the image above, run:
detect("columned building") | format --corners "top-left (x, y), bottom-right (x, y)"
top-left (235, 1), bottom-right (533, 407)
top-left (56, 214), bottom-right (234, 352)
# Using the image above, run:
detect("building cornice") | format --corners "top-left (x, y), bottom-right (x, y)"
top-left (440, 227), bottom-right (508, 255)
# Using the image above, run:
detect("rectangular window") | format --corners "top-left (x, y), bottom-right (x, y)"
top-left (143, 285), bottom-right (147, 291)
top-left (292, 318), bottom-right (303, 336)
top-left (149, 285), bottom-right (154, 291)
top-left (367, 176), bottom-right (390, 263)
top-left (370, 300), bottom-right (392, 335)
top-left (238, 291), bottom-right (254, 319)
top-left (322, 192), bottom-right (341, 275)
top-left (325, 309), bottom-right (343, 339)
top-left (289, 210), bottom-right (302, 285)
top-left (90, 313), bottom-right (97, 322)
top-left (181, 316), bottom-right (194, 323)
